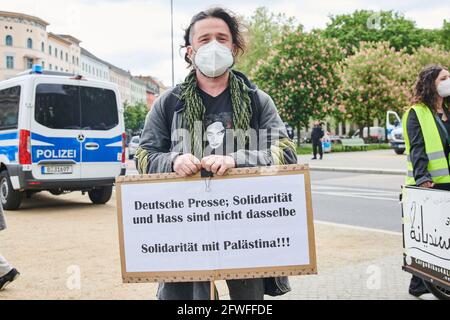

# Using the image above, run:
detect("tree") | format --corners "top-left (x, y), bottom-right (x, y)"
top-left (236, 7), bottom-right (296, 77)
top-left (253, 28), bottom-right (345, 146)
top-left (323, 10), bottom-right (440, 55)
top-left (337, 42), bottom-right (412, 137)
top-left (408, 45), bottom-right (450, 77)
top-left (439, 20), bottom-right (450, 50)
top-left (124, 102), bottom-right (148, 134)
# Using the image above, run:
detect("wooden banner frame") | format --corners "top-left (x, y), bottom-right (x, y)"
top-left (116, 164), bottom-right (317, 284)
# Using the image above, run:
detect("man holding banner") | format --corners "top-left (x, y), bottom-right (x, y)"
top-left (135, 7), bottom-right (297, 300)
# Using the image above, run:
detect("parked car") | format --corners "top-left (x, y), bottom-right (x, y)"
top-left (0, 65), bottom-right (126, 210)
top-left (352, 126), bottom-right (386, 142)
top-left (386, 111), bottom-right (405, 155)
top-left (128, 135), bottom-right (140, 159)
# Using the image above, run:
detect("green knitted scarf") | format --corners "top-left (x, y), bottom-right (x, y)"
top-left (179, 70), bottom-right (252, 156)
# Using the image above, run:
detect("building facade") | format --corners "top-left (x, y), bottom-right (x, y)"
top-left (0, 11), bottom-right (48, 80)
top-left (80, 47), bottom-right (109, 81)
top-left (1, 10), bottom-right (164, 108)
top-left (46, 33), bottom-right (80, 74)
top-left (136, 75), bottom-right (160, 110)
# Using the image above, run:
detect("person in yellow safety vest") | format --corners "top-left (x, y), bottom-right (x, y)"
top-left (403, 64), bottom-right (450, 298)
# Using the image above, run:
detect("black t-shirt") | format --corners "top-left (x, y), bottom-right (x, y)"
top-left (438, 109), bottom-right (450, 136)
top-left (198, 87), bottom-right (234, 157)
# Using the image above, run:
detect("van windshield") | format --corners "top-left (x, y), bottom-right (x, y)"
top-left (35, 84), bottom-right (119, 130)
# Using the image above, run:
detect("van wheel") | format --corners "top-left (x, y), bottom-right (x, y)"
top-left (88, 186), bottom-right (113, 204)
top-left (0, 171), bottom-right (23, 210)
top-left (394, 148), bottom-right (405, 155)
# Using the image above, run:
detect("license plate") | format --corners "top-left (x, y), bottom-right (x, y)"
top-left (41, 165), bottom-right (73, 175)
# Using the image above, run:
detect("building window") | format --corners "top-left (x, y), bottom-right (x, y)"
top-left (49, 64), bottom-right (52, 70)
top-left (27, 38), bottom-right (33, 49)
top-left (76, 57), bottom-right (79, 66)
top-left (5, 35), bottom-right (13, 46)
top-left (27, 58), bottom-right (33, 69)
top-left (60, 51), bottom-right (63, 60)
top-left (6, 56), bottom-right (14, 69)
top-left (41, 42), bottom-right (45, 52)
top-left (49, 45), bottom-right (52, 55)
top-left (55, 48), bottom-right (58, 58)
top-left (72, 56), bottom-right (75, 64)
top-left (42, 61), bottom-right (45, 69)
top-left (66, 53), bottom-right (68, 62)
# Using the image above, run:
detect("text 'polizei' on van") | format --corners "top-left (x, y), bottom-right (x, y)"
top-left (0, 65), bottom-right (126, 210)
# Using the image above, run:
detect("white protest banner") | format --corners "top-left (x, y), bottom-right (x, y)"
top-left (402, 186), bottom-right (450, 288)
top-left (116, 165), bottom-right (317, 283)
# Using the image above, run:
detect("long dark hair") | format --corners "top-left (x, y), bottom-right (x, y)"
top-left (413, 64), bottom-right (450, 111)
top-left (181, 7), bottom-right (246, 67)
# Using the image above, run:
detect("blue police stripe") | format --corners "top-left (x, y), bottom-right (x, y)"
top-left (31, 133), bottom-right (80, 162)
top-left (31, 133), bottom-right (123, 163)
top-left (0, 132), bottom-right (19, 140)
top-left (0, 131), bottom-right (19, 162)
top-left (82, 135), bottom-right (122, 163)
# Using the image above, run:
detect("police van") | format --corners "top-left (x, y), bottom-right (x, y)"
top-left (0, 66), bottom-right (126, 210)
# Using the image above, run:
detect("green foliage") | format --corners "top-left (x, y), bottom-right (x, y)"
top-left (253, 28), bottom-right (344, 132)
top-left (236, 7), bottom-right (297, 76)
top-left (337, 42), bottom-right (412, 129)
top-left (440, 20), bottom-right (450, 50)
top-left (124, 102), bottom-right (148, 133)
top-left (322, 10), bottom-right (441, 55)
top-left (296, 143), bottom-right (391, 155)
top-left (337, 42), bottom-right (450, 129)
top-left (244, 7), bottom-right (448, 138)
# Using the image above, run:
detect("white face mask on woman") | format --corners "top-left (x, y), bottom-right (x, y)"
top-left (193, 40), bottom-right (234, 78)
top-left (437, 78), bottom-right (450, 98)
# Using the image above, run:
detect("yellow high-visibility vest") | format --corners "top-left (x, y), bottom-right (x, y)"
top-left (403, 103), bottom-right (450, 186)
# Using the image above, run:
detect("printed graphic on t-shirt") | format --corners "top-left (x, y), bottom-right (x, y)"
top-left (204, 112), bottom-right (233, 155)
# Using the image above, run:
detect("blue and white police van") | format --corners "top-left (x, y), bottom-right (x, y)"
top-left (0, 66), bottom-right (126, 210)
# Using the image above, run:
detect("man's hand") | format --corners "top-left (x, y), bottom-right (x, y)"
top-left (173, 154), bottom-right (201, 177)
top-left (201, 155), bottom-right (236, 176)
top-left (419, 181), bottom-right (435, 188)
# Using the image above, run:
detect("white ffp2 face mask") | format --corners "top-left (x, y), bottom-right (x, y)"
top-left (193, 40), bottom-right (234, 78)
top-left (437, 78), bottom-right (450, 98)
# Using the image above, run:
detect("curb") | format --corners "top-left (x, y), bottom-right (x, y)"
top-left (309, 166), bottom-right (405, 176)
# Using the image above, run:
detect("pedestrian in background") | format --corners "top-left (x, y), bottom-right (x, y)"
top-left (311, 121), bottom-right (324, 160)
top-left (403, 64), bottom-right (450, 297)
top-left (0, 203), bottom-right (20, 291)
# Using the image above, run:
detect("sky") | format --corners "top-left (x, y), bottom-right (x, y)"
top-left (1, 0), bottom-right (448, 86)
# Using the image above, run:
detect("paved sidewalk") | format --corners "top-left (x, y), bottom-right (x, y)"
top-left (217, 223), bottom-right (419, 300)
top-left (0, 201), bottom-right (420, 300)
top-left (298, 150), bottom-right (406, 175)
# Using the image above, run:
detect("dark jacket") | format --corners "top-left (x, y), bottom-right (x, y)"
top-left (135, 71), bottom-right (297, 173)
top-left (311, 126), bottom-right (324, 143)
top-left (406, 108), bottom-right (450, 189)
top-left (136, 70), bottom-right (297, 296)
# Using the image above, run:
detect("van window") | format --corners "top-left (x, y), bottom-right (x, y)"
top-left (0, 86), bottom-right (21, 130)
top-left (35, 84), bottom-right (81, 130)
top-left (35, 84), bottom-right (118, 131)
top-left (80, 87), bottom-right (118, 130)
